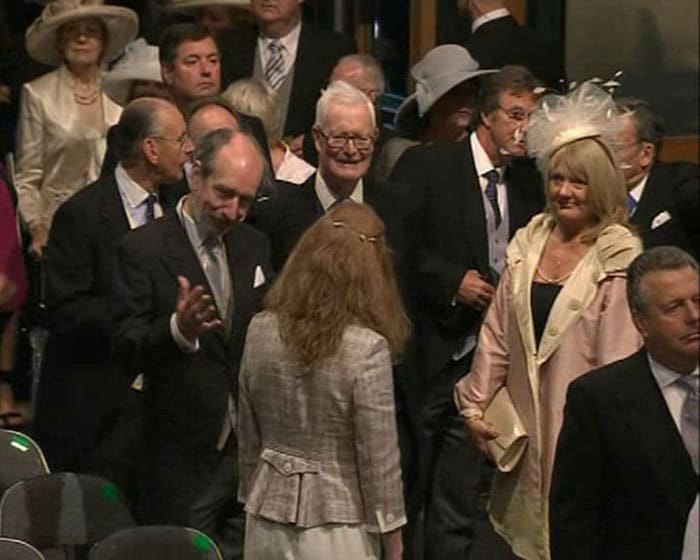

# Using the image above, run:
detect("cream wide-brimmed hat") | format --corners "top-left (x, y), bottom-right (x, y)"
top-left (102, 39), bottom-right (162, 106)
top-left (25, 0), bottom-right (139, 67)
top-left (161, 0), bottom-right (249, 12)
top-left (394, 44), bottom-right (495, 137)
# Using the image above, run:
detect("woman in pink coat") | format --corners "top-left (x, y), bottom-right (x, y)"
top-left (453, 82), bottom-right (643, 560)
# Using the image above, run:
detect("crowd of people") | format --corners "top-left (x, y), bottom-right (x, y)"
top-left (0, 1), bottom-right (698, 560)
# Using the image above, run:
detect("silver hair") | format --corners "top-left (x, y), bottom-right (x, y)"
top-left (334, 53), bottom-right (386, 94)
top-left (314, 80), bottom-right (376, 130)
top-left (222, 78), bottom-right (281, 144)
top-left (627, 246), bottom-right (699, 316)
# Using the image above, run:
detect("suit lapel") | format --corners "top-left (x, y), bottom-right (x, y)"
top-left (100, 174), bottom-right (131, 241)
top-left (631, 168), bottom-right (663, 229)
top-left (618, 351), bottom-right (697, 517)
top-left (462, 142), bottom-right (489, 267)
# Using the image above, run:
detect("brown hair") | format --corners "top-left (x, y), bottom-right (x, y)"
top-left (545, 136), bottom-right (630, 243)
top-left (265, 203), bottom-right (410, 366)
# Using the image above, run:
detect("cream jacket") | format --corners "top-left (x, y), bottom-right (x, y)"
top-left (15, 66), bottom-right (122, 229)
top-left (454, 213), bottom-right (643, 560)
top-left (238, 311), bottom-right (406, 533)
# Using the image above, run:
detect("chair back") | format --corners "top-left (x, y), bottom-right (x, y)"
top-left (0, 473), bottom-right (135, 558)
top-left (0, 537), bottom-right (46, 559)
top-left (0, 430), bottom-right (50, 495)
top-left (88, 526), bottom-right (223, 560)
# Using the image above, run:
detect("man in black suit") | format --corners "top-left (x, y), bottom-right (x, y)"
top-left (112, 129), bottom-right (272, 559)
top-left (391, 65), bottom-right (544, 559)
top-left (616, 98), bottom-right (699, 257)
top-left (34, 98), bottom-right (190, 503)
top-left (216, 0), bottom-right (354, 143)
top-left (550, 246), bottom-right (699, 560)
top-left (458, 0), bottom-right (564, 89)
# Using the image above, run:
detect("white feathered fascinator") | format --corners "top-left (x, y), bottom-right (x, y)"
top-left (526, 75), bottom-right (624, 172)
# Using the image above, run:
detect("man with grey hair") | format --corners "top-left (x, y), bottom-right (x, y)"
top-left (616, 97), bottom-right (698, 257)
top-left (551, 246), bottom-right (699, 560)
top-left (34, 97), bottom-right (190, 505)
top-left (248, 80), bottom-right (422, 545)
top-left (112, 128), bottom-right (273, 559)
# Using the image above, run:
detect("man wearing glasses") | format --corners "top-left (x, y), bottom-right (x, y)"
top-left (35, 97), bottom-right (190, 506)
top-left (390, 65), bottom-right (544, 559)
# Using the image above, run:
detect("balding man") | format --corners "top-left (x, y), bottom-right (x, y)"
top-left (113, 129), bottom-right (273, 559)
top-left (34, 98), bottom-right (190, 505)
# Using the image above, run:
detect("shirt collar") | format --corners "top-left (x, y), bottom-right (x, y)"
top-left (114, 163), bottom-right (156, 209)
top-left (176, 195), bottom-right (222, 249)
top-left (470, 132), bottom-right (502, 183)
top-left (314, 172), bottom-right (363, 212)
top-left (628, 171), bottom-right (649, 203)
top-left (648, 352), bottom-right (699, 390)
top-left (472, 8), bottom-right (510, 33)
top-left (259, 19), bottom-right (302, 56)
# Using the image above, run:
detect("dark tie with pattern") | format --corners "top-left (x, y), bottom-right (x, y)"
top-left (677, 374), bottom-right (699, 473)
top-left (484, 169), bottom-right (502, 228)
top-left (145, 193), bottom-right (157, 223)
top-left (627, 193), bottom-right (637, 215)
top-left (265, 41), bottom-right (285, 90)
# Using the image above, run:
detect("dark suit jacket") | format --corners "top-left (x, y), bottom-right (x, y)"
top-left (631, 160), bottom-right (699, 258)
top-left (550, 350), bottom-right (697, 560)
top-left (112, 211), bottom-right (273, 520)
top-left (390, 139), bottom-right (544, 379)
top-left (465, 15), bottom-right (565, 89)
top-left (33, 173), bottom-right (186, 468)
top-left (217, 23), bottom-right (355, 137)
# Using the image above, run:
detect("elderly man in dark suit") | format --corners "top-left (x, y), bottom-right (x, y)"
top-left (550, 246), bottom-right (699, 560)
top-left (34, 97), bottom-right (190, 504)
top-left (616, 98), bottom-right (699, 258)
top-left (216, 0), bottom-right (354, 144)
top-left (112, 129), bottom-right (273, 559)
top-left (459, 0), bottom-right (565, 89)
top-left (391, 65), bottom-right (544, 559)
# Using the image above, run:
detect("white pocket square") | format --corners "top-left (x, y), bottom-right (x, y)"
top-left (253, 265), bottom-right (266, 288)
top-left (651, 211), bottom-right (671, 229)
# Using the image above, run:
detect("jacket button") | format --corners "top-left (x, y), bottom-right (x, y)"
top-left (568, 300), bottom-right (581, 311)
top-left (283, 461), bottom-right (292, 473)
top-left (386, 513), bottom-right (394, 522)
top-left (548, 327), bottom-right (558, 337)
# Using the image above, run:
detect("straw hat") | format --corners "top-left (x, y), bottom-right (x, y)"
top-left (394, 44), bottom-right (495, 137)
top-left (102, 39), bottom-right (162, 106)
top-left (25, 0), bottom-right (139, 67)
top-left (161, 0), bottom-right (249, 12)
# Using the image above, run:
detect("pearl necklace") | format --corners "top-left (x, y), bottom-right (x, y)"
top-left (70, 76), bottom-right (100, 105)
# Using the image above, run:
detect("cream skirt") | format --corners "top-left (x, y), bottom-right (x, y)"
top-left (244, 514), bottom-right (381, 559)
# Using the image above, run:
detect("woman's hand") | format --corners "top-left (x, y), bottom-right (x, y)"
top-left (465, 418), bottom-right (500, 457)
top-left (29, 224), bottom-right (49, 258)
top-left (381, 528), bottom-right (403, 560)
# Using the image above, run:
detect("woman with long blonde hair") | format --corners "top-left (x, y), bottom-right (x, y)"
top-left (238, 202), bottom-right (409, 560)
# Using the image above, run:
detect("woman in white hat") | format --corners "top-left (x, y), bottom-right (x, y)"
top-left (15, 0), bottom-right (138, 256)
top-left (374, 44), bottom-right (495, 182)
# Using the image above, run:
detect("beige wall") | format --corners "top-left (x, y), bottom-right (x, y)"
top-left (566, 0), bottom-right (699, 137)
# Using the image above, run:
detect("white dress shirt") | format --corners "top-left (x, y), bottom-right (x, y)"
top-left (627, 172), bottom-right (649, 216)
top-left (314, 172), bottom-right (364, 212)
top-left (471, 7), bottom-right (510, 33)
top-left (257, 21), bottom-right (302, 80)
top-left (114, 163), bottom-right (162, 229)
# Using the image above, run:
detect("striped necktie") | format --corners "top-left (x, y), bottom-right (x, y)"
top-left (677, 374), bottom-right (699, 473)
top-left (265, 40), bottom-right (286, 90)
top-left (483, 169), bottom-right (502, 228)
top-left (145, 193), bottom-right (158, 223)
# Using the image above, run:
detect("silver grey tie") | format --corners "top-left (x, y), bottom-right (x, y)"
top-left (203, 237), bottom-right (230, 328)
top-left (678, 374), bottom-right (699, 473)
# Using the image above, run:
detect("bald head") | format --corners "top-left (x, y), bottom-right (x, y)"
top-left (187, 99), bottom-right (241, 159)
top-left (330, 54), bottom-right (385, 104)
top-left (189, 129), bottom-right (264, 234)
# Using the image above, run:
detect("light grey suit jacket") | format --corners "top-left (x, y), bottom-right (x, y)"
top-left (238, 311), bottom-right (406, 532)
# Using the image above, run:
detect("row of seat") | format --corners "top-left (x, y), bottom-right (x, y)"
top-left (0, 429), bottom-right (223, 559)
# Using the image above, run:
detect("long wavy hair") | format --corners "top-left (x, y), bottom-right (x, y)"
top-left (265, 202), bottom-right (410, 367)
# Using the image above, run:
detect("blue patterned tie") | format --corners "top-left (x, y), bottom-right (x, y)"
top-left (265, 41), bottom-right (286, 90)
top-left (627, 193), bottom-right (637, 215)
top-left (484, 169), bottom-right (502, 228)
top-left (145, 193), bottom-right (157, 223)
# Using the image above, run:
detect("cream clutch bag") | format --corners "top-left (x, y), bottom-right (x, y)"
top-left (484, 387), bottom-right (529, 472)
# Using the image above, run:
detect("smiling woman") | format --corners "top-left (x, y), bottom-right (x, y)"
top-left (14, 0), bottom-right (138, 257)
top-left (453, 81), bottom-right (644, 560)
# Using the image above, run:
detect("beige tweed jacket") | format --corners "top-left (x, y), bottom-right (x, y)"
top-left (238, 311), bottom-right (406, 533)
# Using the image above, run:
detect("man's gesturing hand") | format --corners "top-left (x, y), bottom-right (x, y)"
top-left (175, 275), bottom-right (223, 343)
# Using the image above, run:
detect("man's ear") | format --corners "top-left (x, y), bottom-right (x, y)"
top-left (311, 126), bottom-right (323, 154)
top-left (161, 65), bottom-right (173, 87)
top-left (631, 310), bottom-right (648, 340)
top-left (190, 160), bottom-right (203, 192)
top-left (639, 142), bottom-right (655, 171)
top-left (142, 137), bottom-right (159, 166)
